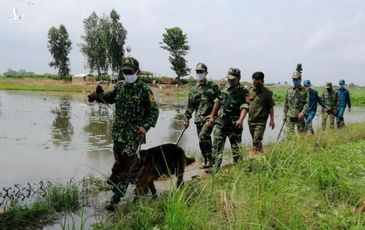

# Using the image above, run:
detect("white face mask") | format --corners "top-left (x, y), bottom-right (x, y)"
top-left (124, 74), bottom-right (138, 84)
top-left (196, 73), bottom-right (206, 81)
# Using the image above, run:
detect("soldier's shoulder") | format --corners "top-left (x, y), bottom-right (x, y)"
top-left (263, 86), bottom-right (273, 93)
top-left (137, 80), bottom-right (153, 93)
top-left (207, 80), bottom-right (218, 87)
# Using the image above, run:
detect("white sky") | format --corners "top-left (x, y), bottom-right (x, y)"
top-left (1, 0), bottom-right (365, 85)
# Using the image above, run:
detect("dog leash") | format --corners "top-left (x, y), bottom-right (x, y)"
top-left (175, 126), bottom-right (187, 145)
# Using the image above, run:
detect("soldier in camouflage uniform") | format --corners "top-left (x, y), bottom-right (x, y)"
top-left (283, 65), bottom-right (309, 136)
top-left (247, 72), bottom-right (275, 154)
top-left (321, 82), bottom-right (338, 130)
top-left (184, 63), bottom-right (220, 168)
top-left (88, 57), bottom-right (159, 211)
top-left (208, 68), bottom-right (249, 170)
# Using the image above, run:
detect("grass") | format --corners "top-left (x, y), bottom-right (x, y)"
top-left (1, 77), bottom-right (364, 106)
top-left (94, 122), bottom-right (365, 229)
top-left (269, 86), bottom-right (365, 106)
top-left (0, 183), bottom-right (80, 230)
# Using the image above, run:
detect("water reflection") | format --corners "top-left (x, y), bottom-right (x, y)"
top-left (50, 97), bottom-right (74, 149)
top-left (83, 105), bottom-right (113, 152)
top-left (168, 112), bottom-right (186, 144)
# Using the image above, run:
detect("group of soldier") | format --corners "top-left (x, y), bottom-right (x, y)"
top-left (88, 57), bottom-right (351, 211)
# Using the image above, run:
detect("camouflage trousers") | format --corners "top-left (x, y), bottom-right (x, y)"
top-left (109, 140), bottom-right (144, 202)
top-left (212, 123), bottom-right (243, 169)
top-left (196, 122), bottom-right (213, 164)
top-left (286, 117), bottom-right (305, 137)
top-left (248, 123), bottom-right (266, 151)
top-left (321, 111), bottom-right (336, 130)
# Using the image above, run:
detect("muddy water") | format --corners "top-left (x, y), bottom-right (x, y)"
top-left (1, 90), bottom-right (364, 187)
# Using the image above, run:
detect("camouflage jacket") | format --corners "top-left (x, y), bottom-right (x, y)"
top-left (248, 86), bottom-right (275, 124)
top-left (99, 78), bottom-right (159, 141)
top-left (185, 80), bottom-right (220, 124)
top-left (215, 83), bottom-right (249, 126)
top-left (321, 90), bottom-right (338, 110)
top-left (283, 86), bottom-right (309, 118)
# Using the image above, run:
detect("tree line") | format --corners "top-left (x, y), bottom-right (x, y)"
top-left (48, 9), bottom-right (190, 82)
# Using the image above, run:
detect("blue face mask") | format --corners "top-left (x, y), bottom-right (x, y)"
top-left (293, 80), bottom-right (301, 88)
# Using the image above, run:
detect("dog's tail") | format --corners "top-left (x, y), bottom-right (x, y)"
top-left (185, 156), bottom-right (195, 166)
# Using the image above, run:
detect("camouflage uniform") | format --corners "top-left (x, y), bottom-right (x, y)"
top-left (248, 85), bottom-right (275, 151)
top-left (212, 68), bottom-right (249, 168)
top-left (321, 83), bottom-right (338, 130)
top-left (185, 78), bottom-right (220, 166)
top-left (89, 57), bottom-right (159, 209)
top-left (283, 78), bottom-right (309, 135)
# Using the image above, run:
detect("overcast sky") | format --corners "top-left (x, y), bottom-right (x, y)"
top-left (1, 0), bottom-right (365, 85)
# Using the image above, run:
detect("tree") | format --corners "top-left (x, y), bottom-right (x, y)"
top-left (80, 12), bottom-right (107, 77)
top-left (107, 9), bottom-right (127, 74)
top-left (80, 10), bottom-right (127, 78)
top-left (48, 25), bottom-right (72, 79)
top-left (160, 27), bottom-right (190, 84)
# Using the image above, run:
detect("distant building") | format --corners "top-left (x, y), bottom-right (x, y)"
top-left (72, 73), bottom-right (96, 85)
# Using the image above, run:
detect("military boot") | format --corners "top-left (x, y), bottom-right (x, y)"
top-left (105, 194), bottom-right (121, 212)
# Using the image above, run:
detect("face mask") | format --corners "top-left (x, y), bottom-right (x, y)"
top-left (293, 80), bottom-right (301, 88)
top-left (196, 73), bottom-right (206, 81)
top-left (124, 74), bottom-right (138, 84)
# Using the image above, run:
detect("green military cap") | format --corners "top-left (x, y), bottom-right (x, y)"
top-left (122, 57), bottom-right (140, 71)
top-left (325, 82), bottom-right (332, 88)
top-left (195, 63), bottom-right (207, 71)
top-left (292, 71), bottom-right (302, 79)
top-left (227, 68), bottom-right (241, 79)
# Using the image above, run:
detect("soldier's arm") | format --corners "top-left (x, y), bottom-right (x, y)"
top-left (301, 89), bottom-right (310, 114)
top-left (236, 89), bottom-right (250, 126)
top-left (184, 91), bottom-right (194, 121)
top-left (208, 100), bottom-right (220, 127)
top-left (267, 91), bottom-right (275, 128)
top-left (143, 89), bottom-right (159, 132)
top-left (317, 91), bottom-right (326, 109)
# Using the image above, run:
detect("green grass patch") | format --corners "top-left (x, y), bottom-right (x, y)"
top-left (94, 123), bottom-right (365, 229)
top-left (0, 184), bottom-right (80, 230)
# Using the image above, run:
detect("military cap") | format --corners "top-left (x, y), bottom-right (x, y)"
top-left (252, 71), bottom-right (264, 80)
top-left (339, 79), bottom-right (345, 85)
top-left (325, 82), bottom-right (332, 89)
top-left (303, 79), bottom-right (311, 86)
top-left (227, 68), bottom-right (241, 79)
top-left (292, 71), bottom-right (302, 79)
top-left (195, 63), bottom-right (207, 72)
top-left (122, 57), bottom-right (139, 71)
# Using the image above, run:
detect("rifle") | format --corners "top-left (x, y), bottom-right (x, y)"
top-left (277, 118), bottom-right (286, 142)
top-left (175, 126), bottom-right (188, 145)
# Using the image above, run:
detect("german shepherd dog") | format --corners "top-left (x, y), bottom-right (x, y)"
top-left (108, 143), bottom-right (195, 199)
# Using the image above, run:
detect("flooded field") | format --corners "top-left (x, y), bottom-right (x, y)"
top-left (1, 90), bottom-right (364, 187)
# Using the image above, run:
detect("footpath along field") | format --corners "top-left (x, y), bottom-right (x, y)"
top-left (91, 123), bottom-right (365, 229)
top-left (1, 76), bottom-right (365, 106)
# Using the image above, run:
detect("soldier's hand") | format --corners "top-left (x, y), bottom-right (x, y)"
top-left (96, 85), bottom-right (104, 95)
top-left (298, 112), bottom-right (305, 121)
top-left (208, 117), bottom-right (215, 127)
top-left (269, 120), bottom-right (275, 129)
top-left (349, 108), bottom-right (351, 112)
top-left (88, 92), bottom-right (97, 102)
top-left (184, 121), bottom-right (189, 128)
top-left (235, 120), bottom-right (243, 129)
top-left (321, 108), bottom-right (325, 113)
top-left (283, 116), bottom-right (287, 122)
top-left (136, 127), bottom-right (147, 137)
